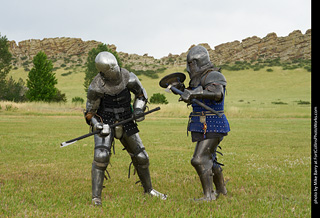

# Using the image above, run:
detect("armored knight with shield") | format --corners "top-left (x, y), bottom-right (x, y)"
top-left (84, 51), bottom-right (166, 206)
top-left (160, 45), bottom-right (230, 201)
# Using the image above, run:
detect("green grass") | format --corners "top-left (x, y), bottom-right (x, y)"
top-left (1, 66), bottom-right (311, 217)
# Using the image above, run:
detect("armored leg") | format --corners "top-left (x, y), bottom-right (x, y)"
top-left (191, 138), bottom-right (221, 201)
top-left (121, 133), bottom-right (151, 192)
top-left (91, 132), bottom-right (113, 206)
top-left (212, 163), bottom-right (227, 196)
top-left (91, 165), bottom-right (105, 206)
top-left (121, 133), bottom-right (166, 200)
top-left (211, 138), bottom-right (227, 196)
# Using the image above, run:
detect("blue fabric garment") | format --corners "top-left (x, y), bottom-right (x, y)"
top-left (188, 89), bottom-right (230, 134)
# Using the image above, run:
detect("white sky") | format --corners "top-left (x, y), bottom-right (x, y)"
top-left (1, 0), bottom-right (311, 58)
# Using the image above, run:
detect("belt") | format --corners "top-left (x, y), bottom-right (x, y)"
top-left (103, 107), bottom-right (128, 114)
top-left (189, 110), bottom-right (224, 117)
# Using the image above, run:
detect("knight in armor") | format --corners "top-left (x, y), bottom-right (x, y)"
top-left (179, 45), bottom-right (230, 201)
top-left (84, 51), bottom-right (166, 206)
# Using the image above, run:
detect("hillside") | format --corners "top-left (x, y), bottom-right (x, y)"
top-left (8, 29), bottom-right (311, 72)
top-left (1, 30), bottom-right (312, 218)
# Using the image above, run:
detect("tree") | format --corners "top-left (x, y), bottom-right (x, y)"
top-left (83, 44), bottom-right (122, 92)
top-left (2, 77), bottom-right (27, 102)
top-left (0, 33), bottom-right (27, 102)
top-left (26, 51), bottom-right (66, 102)
top-left (0, 33), bottom-right (12, 98)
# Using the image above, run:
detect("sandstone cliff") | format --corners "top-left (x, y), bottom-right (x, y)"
top-left (9, 29), bottom-right (311, 70)
top-left (160, 29), bottom-right (311, 66)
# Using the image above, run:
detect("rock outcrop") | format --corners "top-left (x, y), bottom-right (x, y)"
top-left (9, 29), bottom-right (311, 70)
top-left (9, 37), bottom-right (102, 58)
top-left (160, 29), bottom-right (311, 66)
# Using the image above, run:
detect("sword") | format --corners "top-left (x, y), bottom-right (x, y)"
top-left (60, 107), bottom-right (161, 148)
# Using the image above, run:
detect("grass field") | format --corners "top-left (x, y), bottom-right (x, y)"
top-left (1, 66), bottom-right (311, 217)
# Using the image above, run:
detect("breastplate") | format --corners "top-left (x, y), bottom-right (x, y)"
top-left (97, 88), bottom-right (139, 136)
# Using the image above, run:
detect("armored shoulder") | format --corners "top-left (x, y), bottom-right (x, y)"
top-left (120, 68), bottom-right (130, 83)
top-left (126, 72), bottom-right (148, 99)
top-left (87, 74), bottom-right (104, 100)
top-left (201, 71), bottom-right (227, 87)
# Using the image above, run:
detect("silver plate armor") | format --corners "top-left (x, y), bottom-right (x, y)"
top-left (185, 46), bottom-right (228, 201)
top-left (85, 52), bottom-right (165, 205)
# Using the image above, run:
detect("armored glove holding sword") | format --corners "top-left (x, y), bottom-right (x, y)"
top-left (160, 45), bottom-right (230, 201)
top-left (84, 51), bottom-right (166, 206)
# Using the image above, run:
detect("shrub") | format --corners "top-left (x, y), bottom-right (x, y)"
top-left (72, 97), bottom-right (85, 104)
top-left (150, 93), bottom-right (168, 104)
top-left (125, 66), bottom-right (167, 79)
top-left (5, 104), bottom-right (18, 111)
top-left (271, 101), bottom-right (288, 105)
top-left (51, 90), bottom-right (67, 103)
top-left (296, 100), bottom-right (310, 105)
top-left (61, 71), bottom-right (72, 76)
top-left (1, 77), bottom-right (27, 102)
top-left (304, 65), bottom-right (311, 72)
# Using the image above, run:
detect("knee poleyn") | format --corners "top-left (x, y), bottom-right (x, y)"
top-left (94, 148), bottom-right (110, 167)
top-left (191, 156), bottom-right (203, 168)
top-left (132, 151), bottom-right (149, 168)
top-left (191, 156), bottom-right (214, 174)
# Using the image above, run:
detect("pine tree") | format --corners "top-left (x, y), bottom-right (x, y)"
top-left (26, 51), bottom-right (59, 102)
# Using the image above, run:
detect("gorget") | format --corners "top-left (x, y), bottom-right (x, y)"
top-left (189, 66), bottom-right (219, 88)
top-left (90, 68), bottom-right (130, 96)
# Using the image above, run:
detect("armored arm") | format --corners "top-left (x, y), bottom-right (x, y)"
top-left (84, 88), bottom-right (112, 137)
top-left (181, 71), bottom-right (226, 103)
top-left (84, 84), bottom-right (103, 125)
top-left (127, 72), bottom-right (148, 121)
top-left (181, 84), bottom-right (223, 102)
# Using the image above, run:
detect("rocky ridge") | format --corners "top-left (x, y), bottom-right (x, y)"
top-left (9, 29), bottom-right (311, 71)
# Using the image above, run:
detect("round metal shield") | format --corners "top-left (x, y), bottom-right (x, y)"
top-left (159, 72), bottom-right (186, 88)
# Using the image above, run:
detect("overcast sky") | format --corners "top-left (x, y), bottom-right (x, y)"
top-left (1, 0), bottom-right (311, 58)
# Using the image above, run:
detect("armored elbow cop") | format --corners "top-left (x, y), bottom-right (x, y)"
top-left (133, 96), bottom-right (147, 122)
top-left (134, 95), bottom-right (147, 111)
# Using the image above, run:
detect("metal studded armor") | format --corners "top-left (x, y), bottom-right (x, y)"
top-left (85, 52), bottom-right (166, 206)
top-left (188, 71), bottom-right (230, 137)
top-left (183, 45), bottom-right (230, 201)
